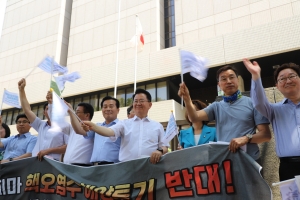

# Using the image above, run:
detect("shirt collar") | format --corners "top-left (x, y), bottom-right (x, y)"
top-left (14, 132), bottom-right (31, 138)
top-left (133, 115), bottom-right (150, 122)
top-left (101, 118), bottom-right (119, 126)
top-left (282, 98), bottom-right (300, 106)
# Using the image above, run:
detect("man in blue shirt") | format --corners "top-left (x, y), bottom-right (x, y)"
top-left (244, 58), bottom-right (300, 181)
top-left (0, 114), bottom-right (37, 163)
top-left (72, 96), bottom-right (121, 165)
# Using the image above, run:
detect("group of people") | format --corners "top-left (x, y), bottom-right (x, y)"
top-left (0, 79), bottom-right (168, 166)
top-left (0, 58), bottom-right (299, 183)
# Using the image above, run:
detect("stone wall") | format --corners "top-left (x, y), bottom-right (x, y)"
top-left (259, 87), bottom-right (284, 200)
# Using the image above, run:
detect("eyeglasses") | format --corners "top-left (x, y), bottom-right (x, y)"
top-left (16, 120), bottom-right (29, 124)
top-left (133, 99), bottom-right (149, 104)
top-left (277, 74), bottom-right (298, 84)
top-left (219, 76), bottom-right (237, 83)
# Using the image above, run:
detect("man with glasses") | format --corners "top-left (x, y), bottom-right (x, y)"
top-left (0, 114), bottom-right (37, 163)
top-left (178, 65), bottom-right (271, 161)
top-left (243, 59), bottom-right (300, 181)
top-left (18, 78), bottom-right (69, 161)
top-left (82, 89), bottom-right (168, 164)
top-left (72, 96), bottom-right (121, 165)
top-left (63, 102), bottom-right (94, 166)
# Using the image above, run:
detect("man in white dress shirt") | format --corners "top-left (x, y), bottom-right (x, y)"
top-left (83, 88), bottom-right (168, 164)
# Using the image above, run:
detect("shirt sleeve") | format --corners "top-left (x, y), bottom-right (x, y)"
top-left (1, 137), bottom-right (11, 150)
top-left (109, 121), bottom-right (124, 142)
top-left (251, 78), bottom-right (274, 121)
top-left (158, 124), bottom-right (169, 147)
top-left (30, 117), bottom-right (43, 131)
top-left (203, 103), bottom-right (216, 121)
top-left (84, 130), bottom-right (95, 139)
top-left (26, 136), bottom-right (37, 154)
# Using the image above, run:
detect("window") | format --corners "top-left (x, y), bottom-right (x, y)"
top-left (157, 81), bottom-right (167, 101)
top-left (164, 0), bottom-right (176, 48)
top-left (117, 89), bottom-right (126, 107)
top-left (146, 83), bottom-right (156, 102)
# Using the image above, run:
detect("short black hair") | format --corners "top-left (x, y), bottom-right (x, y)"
top-left (43, 102), bottom-right (49, 111)
top-left (100, 96), bottom-right (120, 109)
top-left (127, 105), bottom-right (133, 115)
top-left (132, 88), bottom-right (152, 102)
top-left (216, 65), bottom-right (239, 81)
top-left (274, 63), bottom-right (300, 83)
top-left (77, 102), bottom-right (94, 120)
top-left (1, 123), bottom-right (11, 138)
top-left (15, 114), bottom-right (29, 123)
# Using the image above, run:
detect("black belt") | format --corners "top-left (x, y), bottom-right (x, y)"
top-left (280, 156), bottom-right (300, 163)
top-left (71, 163), bottom-right (93, 167)
top-left (93, 161), bottom-right (114, 165)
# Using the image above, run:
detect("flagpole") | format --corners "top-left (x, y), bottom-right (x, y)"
top-left (0, 89), bottom-right (5, 115)
top-left (24, 65), bottom-right (38, 79)
top-left (114, 0), bottom-right (122, 98)
top-left (179, 49), bottom-right (184, 109)
top-left (134, 14), bottom-right (138, 92)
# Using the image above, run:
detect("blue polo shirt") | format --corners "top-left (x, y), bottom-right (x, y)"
top-left (0, 132), bottom-right (37, 160)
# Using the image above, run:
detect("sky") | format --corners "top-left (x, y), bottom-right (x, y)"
top-left (0, 0), bottom-right (7, 41)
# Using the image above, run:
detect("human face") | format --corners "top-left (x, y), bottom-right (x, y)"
top-left (133, 93), bottom-right (152, 118)
top-left (276, 68), bottom-right (300, 98)
top-left (75, 106), bottom-right (90, 121)
top-left (44, 105), bottom-right (50, 121)
top-left (128, 109), bottom-right (135, 119)
top-left (16, 117), bottom-right (31, 134)
top-left (102, 99), bottom-right (119, 124)
top-left (217, 70), bottom-right (239, 96)
top-left (0, 127), bottom-right (6, 138)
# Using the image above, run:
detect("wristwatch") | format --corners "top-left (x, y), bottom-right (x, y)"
top-left (157, 148), bottom-right (163, 154)
top-left (9, 158), bottom-right (13, 161)
top-left (245, 134), bottom-right (253, 143)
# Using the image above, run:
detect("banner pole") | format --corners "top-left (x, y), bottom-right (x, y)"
top-left (134, 14), bottom-right (138, 93)
top-left (114, 0), bottom-right (122, 98)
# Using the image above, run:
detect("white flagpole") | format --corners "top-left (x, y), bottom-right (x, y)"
top-left (0, 89), bottom-right (5, 115)
top-left (179, 49), bottom-right (184, 109)
top-left (114, 0), bottom-right (122, 98)
top-left (24, 65), bottom-right (38, 79)
top-left (134, 14), bottom-right (138, 92)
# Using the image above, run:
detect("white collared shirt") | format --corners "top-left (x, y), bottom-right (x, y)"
top-left (109, 116), bottom-right (169, 162)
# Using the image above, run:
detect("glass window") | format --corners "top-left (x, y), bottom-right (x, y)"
top-left (11, 110), bottom-right (20, 125)
top-left (6, 111), bottom-right (13, 125)
top-left (90, 94), bottom-right (99, 111)
top-left (32, 105), bottom-right (38, 116)
top-left (146, 83), bottom-right (156, 102)
top-left (83, 96), bottom-right (90, 104)
top-left (37, 104), bottom-right (45, 119)
top-left (157, 81), bottom-right (167, 101)
top-left (126, 88), bottom-right (134, 106)
top-left (108, 91), bottom-right (114, 98)
top-left (117, 89), bottom-right (126, 107)
top-left (74, 97), bottom-right (82, 109)
top-left (99, 93), bottom-right (107, 110)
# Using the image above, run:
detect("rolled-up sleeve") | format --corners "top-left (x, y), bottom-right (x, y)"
top-left (109, 122), bottom-right (124, 142)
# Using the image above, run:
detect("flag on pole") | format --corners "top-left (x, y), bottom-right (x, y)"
top-left (48, 91), bottom-right (69, 133)
top-left (50, 80), bottom-right (61, 96)
top-left (2, 89), bottom-right (21, 108)
top-left (54, 72), bottom-right (81, 91)
top-left (180, 50), bottom-right (208, 82)
top-left (162, 111), bottom-right (178, 144)
top-left (130, 15), bottom-right (144, 51)
top-left (277, 179), bottom-right (300, 199)
top-left (38, 56), bottom-right (68, 75)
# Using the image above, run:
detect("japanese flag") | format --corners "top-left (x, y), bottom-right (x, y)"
top-left (130, 15), bottom-right (145, 51)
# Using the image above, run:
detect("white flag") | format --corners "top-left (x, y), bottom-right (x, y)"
top-left (48, 91), bottom-right (69, 133)
top-left (162, 112), bottom-right (178, 144)
top-left (180, 50), bottom-right (208, 82)
top-left (130, 16), bottom-right (145, 51)
top-left (38, 56), bottom-right (68, 75)
top-left (278, 179), bottom-right (300, 199)
top-left (54, 72), bottom-right (81, 91)
top-left (2, 89), bottom-right (21, 108)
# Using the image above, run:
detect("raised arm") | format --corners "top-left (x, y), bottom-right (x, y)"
top-left (65, 102), bottom-right (87, 136)
top-left (83, 121), bottom-right (115, 137)
top-left (178, 82), bottom-right (209, 122)
top-left (18, 79), bottom-right (37, 123)
top-left (243, 58), bottom-right (273, 119)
